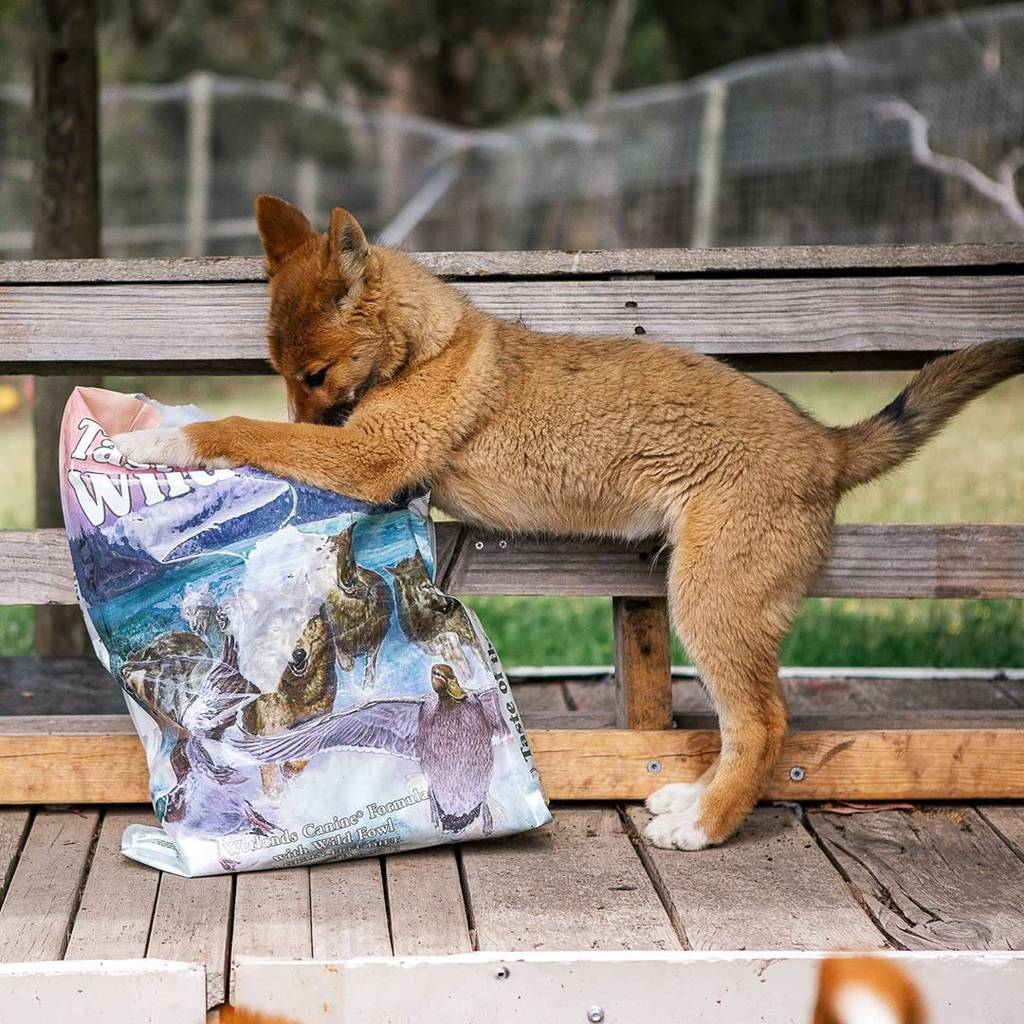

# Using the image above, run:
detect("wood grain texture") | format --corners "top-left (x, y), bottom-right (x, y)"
top-left (233, 867), bottom-right (313, 959)
top-left (0, 810), bottom-right (30, 902)
top-left (624, 804), bottom-right (884, 950)
top-left (807, 807), bottom-right (1024, 950)
top-left (4, 242), bottom-right (1024, 283)
top-left (3, 716), bottom-right (1024, 802)
top-left (310, 857), bottom-right (392, 959)
top-left (4, 275), bottom-right (1024, 373)
top-left (613, 597), bottom-right (673, 730)
top-left (0, 810), bottom-right (99, 961)
top-left (384, 848), bottom-right (472, 955)
top-left (147, 870), bottom-right (232, 1008)
top-left (64, 808), bottom-right (159, 960)
top-left (461, 805), bottom-right (680, 951)
top-left (9, 524), bottom-right (1023, 605)
top-left (976, 805), bottom-right (1024, 861)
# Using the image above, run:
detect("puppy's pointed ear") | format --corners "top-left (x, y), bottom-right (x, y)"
top-left (327, 207), bottom-right (370, 284)
top-left (255, 195), bottom-right (315, 274)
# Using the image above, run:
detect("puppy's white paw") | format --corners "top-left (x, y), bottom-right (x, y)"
top-left (111, 428), bottom-right (234, 470)
top-left (645, 780), bottom-right (709, 816)
top-left (644, 804), bottom-right (713, 851)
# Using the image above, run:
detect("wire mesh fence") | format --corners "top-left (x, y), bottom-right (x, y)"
top-left (2, 4), bottom-right (1024, 256)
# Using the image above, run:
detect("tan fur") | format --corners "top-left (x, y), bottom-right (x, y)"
top-left (813, 957), bottom-right (926, 1023)
top-left (172, 195), bottom-right (1022, 848)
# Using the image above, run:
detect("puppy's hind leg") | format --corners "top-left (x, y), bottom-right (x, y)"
top-left (645, 508), bottom-right (811, 850)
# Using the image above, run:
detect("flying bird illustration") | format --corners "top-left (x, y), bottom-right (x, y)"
top-left (387, 555), bottom-right (478, 674)
top-left (120, 630), bottom-right (215, 726)
top-left (231, 663), bottom-right (511, 835)
top-left (240, 605), bottom-right (339, 793)
top-left (324, 528), bottom-right (393, 688)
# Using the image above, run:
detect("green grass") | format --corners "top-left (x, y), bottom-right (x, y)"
top-left (4, 372), bottom-right (1022, 667)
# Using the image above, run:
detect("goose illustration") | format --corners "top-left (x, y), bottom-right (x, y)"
top-left (240, 605), bottom-right (338, 793)
top-left (324, 528), bottom-right (392, 688)
top-left (387, 555), bottom-right (478, 674)
top-left (120, 630), bottom-right (215, 725)
top-left (231, 663), bottom-right (511, 835)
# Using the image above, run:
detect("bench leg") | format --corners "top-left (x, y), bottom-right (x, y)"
top-left (613, 596), bottom-right (673, 730)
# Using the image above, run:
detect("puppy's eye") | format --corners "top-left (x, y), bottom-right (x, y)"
top-left (304, 367), bottom-right (327, 388)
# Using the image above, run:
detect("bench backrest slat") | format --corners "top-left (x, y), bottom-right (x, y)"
top-left (4, 524), bottom-right (1022, 606)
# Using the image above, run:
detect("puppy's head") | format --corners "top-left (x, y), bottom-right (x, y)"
top-left (255, 195), bottom-right (390, 426)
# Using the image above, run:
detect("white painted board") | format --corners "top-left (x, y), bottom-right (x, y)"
top-left (232, 950), bottom-right (1024, 1023)
top-left (0, 959), bottom-right (206, 1023)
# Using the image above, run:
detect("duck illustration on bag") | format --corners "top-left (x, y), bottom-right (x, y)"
top-left (324, 528), bottom-right (392, 688)
top-left (231, 663), bottom-right (511, 836)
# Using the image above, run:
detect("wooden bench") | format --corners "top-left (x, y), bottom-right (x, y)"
top-left (1, 244), bottom-right (1023, 805)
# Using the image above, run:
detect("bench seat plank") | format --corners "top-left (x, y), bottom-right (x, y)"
top-left (64, 808), bottom-right (159, 960)
top-left (384, 848), bottom-right (472, 955)
top-left (624, 804), bottom-right (885, 950)
top-left (0, 810), bottom-right (99, 961)
top-left (461, 804), bottom-right (681, 951)
top-left (147, 870), bottom-right (233, 1008)
top-left (807, 806), bottom-right (1024, 950)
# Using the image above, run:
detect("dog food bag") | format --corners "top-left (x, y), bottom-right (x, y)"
top-left (59, 386), bottom-right (550, 876)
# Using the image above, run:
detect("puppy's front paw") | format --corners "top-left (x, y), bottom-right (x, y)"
top-left (111, 427), bottom-right (236, 470)
top-left (644, 805), bottom-right (713, 851)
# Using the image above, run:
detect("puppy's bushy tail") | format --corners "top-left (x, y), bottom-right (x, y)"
top-left (833, 338), bottom-right (1024, 493)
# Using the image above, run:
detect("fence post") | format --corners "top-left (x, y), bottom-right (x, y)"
top-left (31, 0), bottom-right (102, 657)
top-left (186, 71), bottom-right (213, 256)
top-left (691, 77), bottom-right (728, 249)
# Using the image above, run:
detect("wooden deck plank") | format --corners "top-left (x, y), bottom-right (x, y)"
top-left (384, 848), bottom-right (472, 955)
top-left (624, 805), bottom-right (884, 951)
top-left (8, 523), bottom-right (1024, 605)
top-left (233, 867), bottom-right (312, 960)
top-left (0, 810), bottom-right (31, 902)
top-left (807, 806), bottom-right (1024, 950)
top-left (0, 810), bottom-right (99, 961)
top-left (6, 274), bottom-right (1024, 374)
top-left (310, 858), bottom-right (392, 959)
top-left (147, 871), bottom-right (232, 1008)
top-left (462, 805), bottom-right (680, 951)
top-left (64, 808), bottom-right (159, 960)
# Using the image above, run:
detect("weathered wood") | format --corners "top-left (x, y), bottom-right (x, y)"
top-left (64, 809), bottom-right (159, 960)
top-left (30, 0), bottom-right (102, 657)
top-left (974, 805), bottom-right (1024, 863)
top-left (624, 804), bottom-right (884, 950)
top-left (384, 848), bottom-right (472, 955)
top-left (233, 868), bottom-right (313, 960)
top-left (0, 810), bottom-right (31, 902)
top-left (5, 242), bottom-right (1024, 284)
top-left (310, 858), bottom-right (392, 959)
top-left (5, 275), bottom-right (1024, 374)
top-left (8, 524), bottom-right (1024, 605)
top-left (0, 810), bottom-right (99, 961)
top-left (147, 871), bottom-right (232, 1008)
top-left (461, 805), bottom-right (680, 951)
top-left (613, 597), bottom-right (673, 730)
top-left (4, 716), bottom-right (1024, 802)
top-left (807, 807), bottom-right (1024, 950)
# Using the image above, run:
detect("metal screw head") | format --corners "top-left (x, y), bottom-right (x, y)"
top-left (646, 760), bottom-right (662, 774)
top-left (474, 540), bottom-right (484, 550)
top-left (587, 1007), bottom-right (605, 1023)
top-left (495, 966), bottom-right (510, 979)
top-left (789, 765), bottom-right (806, 782)
top-left (498, 539), bottom-right (508, 549)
